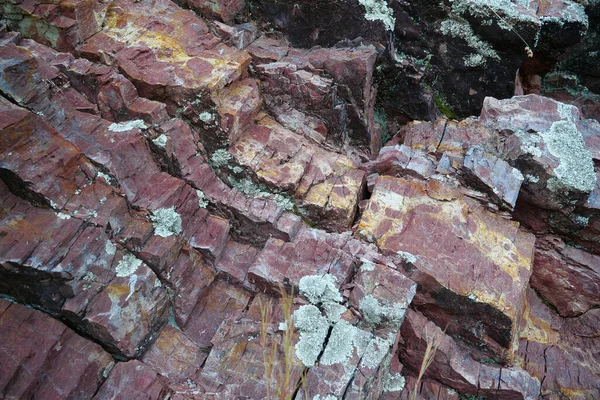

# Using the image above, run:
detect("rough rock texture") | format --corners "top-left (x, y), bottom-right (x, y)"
top-left (1, 0), bottom-right (599, 399)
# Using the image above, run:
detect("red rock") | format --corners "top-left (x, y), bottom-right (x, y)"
top-left (200, 295), bottom-right (303, 399)
top-left (481, 95), bottom-right (598, 209)
top-left (79, 0), bottom-right (251, 112)
top-left (530, 235), bottom-right (600, 317)
top-left (357, 176), bottom-right (535, 355)
top-left (93, 360), bottom-right (170, 400)
top-left (182, 279), bottom-right (252, 348)
top-left (215, 240), bottom-right (261, 284)
top-left (216, 77), bottom-right (262, 143)
top-left (142, 325), bottom-right (207, 384)
top-left (246, 36), bottom-right (289, 64)
top-left (247, 227), bottom-right (359, 294)
top-left (399, 309), bottom-right (540, 399)
top-left (213, 21), bottom-right (259, 50)
top-left (0, 299), bottom-right (113, 400)
top-left (400, 119), bottom-right (447, 154)
top-left (463, 145), bottom-right (524, 210)
top-left (363, 144), bottom-right (436, 182)
top-left (0, 98), bottom-right (97, 210)
top-left (517, 287), bottom-right (600, 399)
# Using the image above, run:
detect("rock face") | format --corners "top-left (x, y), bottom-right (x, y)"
top-left (1, 0), bottom-right (600, 399)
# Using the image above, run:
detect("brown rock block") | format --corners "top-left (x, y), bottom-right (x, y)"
top-left (357, 176), bottom-right (535, 354)
top-left (246, 36), bottom-right (289, 64)
top-left (401, 119), bottom-right (447, 154)
top-left (215, 240), bottom-right (261, 284)
top-left (363, 144), bottom-right (436, 183)
top-left (399, 309), bottom-right (540, 400)
top-left (531, 236), bottom-right (600, 317)
top-left (517, 287), bottom-right (600, 399)
top-left (93, 360), bottom-right (170, 400)
top-left (0, 299), bottom-right (113, 400)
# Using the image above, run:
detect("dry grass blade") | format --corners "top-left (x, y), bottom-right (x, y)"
top-left (410, 325), bottom-right (445, 400)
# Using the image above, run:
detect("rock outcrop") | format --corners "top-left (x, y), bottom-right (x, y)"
top-left (1, 0), bottom-right (599, 399)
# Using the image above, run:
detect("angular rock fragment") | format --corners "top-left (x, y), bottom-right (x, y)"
top-left (399, 309), bottom-right (541, 400)
top-left (531, 235), bottom-right (600, 317)
top-left (357, 176), bottom-right (535, 355)
top-left (0, 299), bottom-right (114, 400)
top-left (481, 95), bottom-right (598, 209)
top-left (182, 279), bottom-right (252, 349)
top-left (517, 287), bottom-right (600, 399)
top-left (93, 360), bottom-right (170, 399)
top-left (247, 227), bottom-right (359, 294)
top-left (462, 145), bottom-right (524, 210)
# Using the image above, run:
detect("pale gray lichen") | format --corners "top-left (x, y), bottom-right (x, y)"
top-left (96, 171), bottom-right (113, 185)
top-left (152, 134), bottom-right (168, 148)
top-left (293, 305), bottom-right (330, 366)
top-left (199, 111), bottom-right (214, 123)
top-left (105, 241), bottom-right (117, 256)
top-left (360, 259), bottom-right (376, 271)
top-left (540, 120), bottom-right (596, 193)
top-left (361, 335), bottom-right (392, 369)
top-left (150, 206), bottom-right (182, 237)
top-left (440, 19), bottom-right (500, 66)
top-left (210, 149), bottom-right (233, 168)
top-left (514, 129), bottom-right (543, 158)
top-left (383, 372), bottom-right (406, 392)
top-left (56, 212), bottom-right (71, 220)
top-left (322, 302), bottom-right (347, 323)
top-left (359, 295), bottom-right (407, 327)
top-left (396, 250), bottom-right (417, 264)
top-left (196, 190), bottom-right (209, 208)
top-left (320, 320), bottom-right (373, 366)
top-left (463, 53), bottom-right (485, 67)
top-left (525, 174), bottom-right (540, 183)
top-left (572, 214), bottom-right (589, 226)
top-left (557, 102), bottom-right (578, 121)
top-left (512, 167), bottom-right (524, 181)
top-left (116, 253), bottom-right (143, 277)
top-left (299, 274), bottom-right (343, 305)
top-left (358, 0), bottom-right (396, 31)
top-left (313, 395), bottom-right (338, 400)
top-left (108, 119), bottom-right (147, 132)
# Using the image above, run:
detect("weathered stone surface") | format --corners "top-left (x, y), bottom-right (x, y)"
top-left (517, 287), bottom-right (600, 399)
top-left (0, 299), bottom-right (114, 400)
top-left (481, 95), bottom-right (598, 210)
top-left (357, 176), bottom-right (535, 355)
top-left (257, 44), bottom-right (379, 153)
top-left (78, 0), bottom-right (251, 112)
top-left (363, 144), bottom-right (436, 183)
top-left (231, 115), bottom-right (366, 231)
top-left (198, 299), bottom-right (303, 399)
top-left (216, 77), bottom-right (262, 143)
top-left (142, 325), bottom-right (207, 385)
top-left (399, 309), bottom-right (541, 400)
top-left (530, 235), bottom-right (600, 317)
top-left (182, 279), bottom-right (252, 349)
top-left (247, 227), bottom-right (359, 294)
top-left (462, 145), bottom-right (524, 210)
top-left (93, 360), bottom-right (170, 400)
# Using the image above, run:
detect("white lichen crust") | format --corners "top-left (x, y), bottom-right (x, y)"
top-left (150, 206), bottom-right (183, 237)
top-left (116, 253), bottom-right (143, 277)
top-left (108, 119), bottom-right (147, 132)
top-left (358, 0), bottom-right (396, 31)
top-left (541, 120), bottom-right (596, 193)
